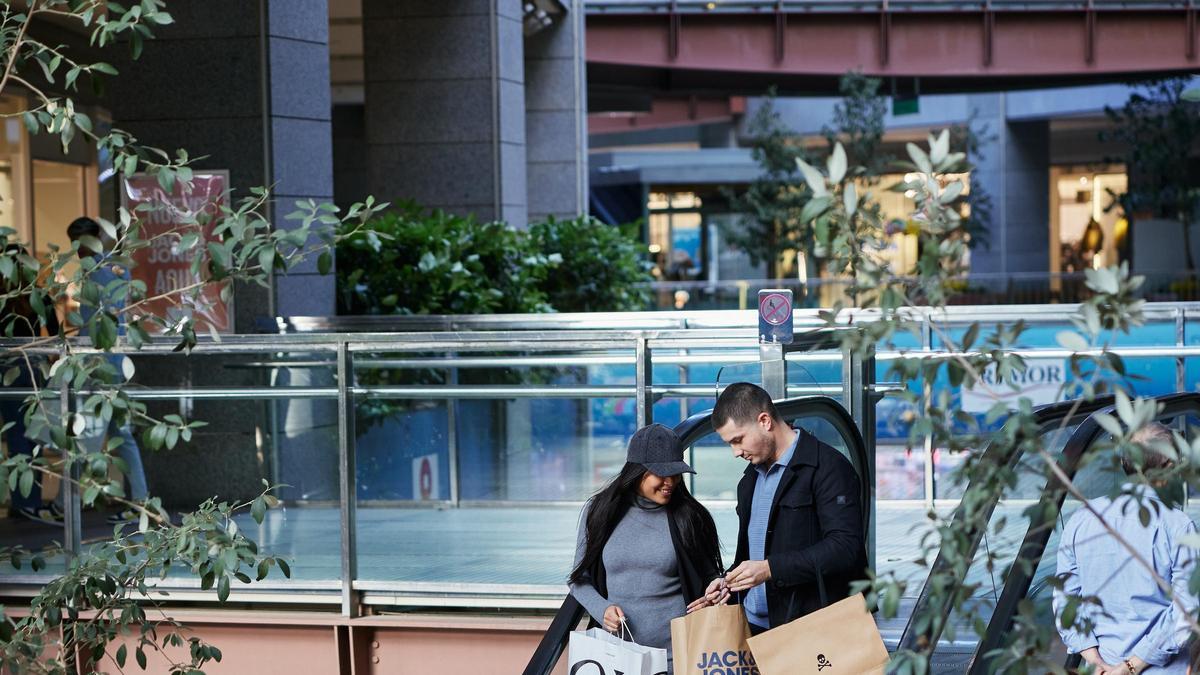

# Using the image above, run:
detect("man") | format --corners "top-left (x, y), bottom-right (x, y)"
top-left (1054, 422), bottom-right (1197, 675)
top-left (703, 382), bottom-right (867, 634)
top-left (65, 217), bottom-right (149, 524)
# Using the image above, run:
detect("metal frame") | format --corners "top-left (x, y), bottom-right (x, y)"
top-left (2, 302), bottom-right (1198, 614)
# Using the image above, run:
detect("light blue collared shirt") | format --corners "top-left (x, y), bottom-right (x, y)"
top-left (1054, 484), bottom-right (1198, 673)
top-left (744, 430), bottom-right (799, 628)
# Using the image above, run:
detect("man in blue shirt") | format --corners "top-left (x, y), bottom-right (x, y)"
top-left (64, 217), bottom-right (149, 524)
top-left (705, 382), bottom-right (867, 633)
top-left (1054, 422), bottom-right (1198, 675)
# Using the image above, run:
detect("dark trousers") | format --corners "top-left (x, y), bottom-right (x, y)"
top-left (1, 369), bottom-right (41, 510)
top-left (749, 622), bottom-right (768, 637)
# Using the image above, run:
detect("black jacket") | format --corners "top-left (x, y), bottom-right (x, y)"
top-left (732, 429), bottom-right (868, 628)
top-left (584, 506), bottom-right (724, 624)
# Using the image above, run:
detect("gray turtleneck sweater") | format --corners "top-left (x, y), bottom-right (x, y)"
top-left (570, 497), bottom-right (686, 666)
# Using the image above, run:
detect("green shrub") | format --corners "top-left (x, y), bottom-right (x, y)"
top-left (337, 207), bottom-right (651, 316)
top-left (336, 203), bottom-right (556, 315)
top-left (529, 216), bottom-right (652, 313)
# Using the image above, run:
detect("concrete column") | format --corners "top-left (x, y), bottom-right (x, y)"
top-left (108, 0), bottom-right (336, 322)
top-left (106, 1), bottom-right (338, 506)
top-left (524, 1), bottom-right (588, 222)
top-left (968, 94), bottom-right (1050, 275)
top-left (362, 0), bottom-right (527, 225)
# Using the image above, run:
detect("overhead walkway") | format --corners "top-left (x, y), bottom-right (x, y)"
top-left (585, 0), bottom-right (1200, 96)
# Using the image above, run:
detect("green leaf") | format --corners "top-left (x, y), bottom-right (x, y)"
top-left (799, 195), bottom-right (833, 225)
top-left (277, 559), bottom-right (291, 578)
top-left (930, 128), bottom-right (950, 165)
top-left (906, 142), bottom-right (933, 174)
top-left (251, 496), bottom-right (266, 525)
top-left (136, 646), bottom-right (147, 669)
top-left (317, 251), bottom-right (332, 275)
top-left (961, 323), bottom-right (980, 352)
top-left (843, 182), bottom-right (858, 217)
top-left (795, 158), bottom-right (828, 197)
top-left (938, 180), bottom-right (964, 204)
top-left (217, 574), bottom-right (230, 602)
top-left (827, 142), bottom-right (847, 184)
top-left (1055, 330), bottom-right (1089, 353)
top-left (116, 644), bottom-right (127, 668)
top-left (91, 62), bottom-right (118, 76)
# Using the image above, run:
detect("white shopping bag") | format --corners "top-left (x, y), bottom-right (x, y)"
top-left (568, 626), bottom-right (668, 675)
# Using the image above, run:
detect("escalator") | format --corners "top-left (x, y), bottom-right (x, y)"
top-left (897, 395), bottom-right (1115, 671)
top-left (525, 392), bottom-right (1198, 675)
top-left (965, 392), bottom-right (1200, 675)
top-left (523, 395), bottom-right (872, 675)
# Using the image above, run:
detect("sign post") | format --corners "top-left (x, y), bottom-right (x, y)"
top-left (758, 289), bottom-right (793, 399)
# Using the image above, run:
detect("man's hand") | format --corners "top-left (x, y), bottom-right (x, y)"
top-left (686, 577), bottom-right (729, 613)
top-left (603, 604), bottom-right (626, 633)
top-left (1080, 647), bottom-right (1118, 674)
top-left (725, 560), bottom-right (772, 592)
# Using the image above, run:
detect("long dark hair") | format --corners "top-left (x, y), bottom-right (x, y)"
top-left (569, 462), bottom-right (721, 585)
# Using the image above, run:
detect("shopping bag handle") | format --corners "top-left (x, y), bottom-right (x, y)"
top-left (784, 565), bottom-right (828, 620)
top-left (618, 616), bottom-right (638, 644)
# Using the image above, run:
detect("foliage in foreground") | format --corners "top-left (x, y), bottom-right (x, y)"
top-left (0, 1), bottom-right (383, 671)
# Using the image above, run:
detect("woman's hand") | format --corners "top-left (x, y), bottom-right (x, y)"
top-left (603, 604), bottom-right (626, 633)
top-left (687, 577), bottom-right (729, 613)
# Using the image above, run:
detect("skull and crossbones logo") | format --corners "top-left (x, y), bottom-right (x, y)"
top-left (817, 654), bottom-right (833, 671)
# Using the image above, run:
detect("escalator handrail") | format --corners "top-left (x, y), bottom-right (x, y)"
top-left (969, 392), bottom-right (1200, 675)
top-left (897, 395), bottom-right (1116, 653)
top-left (522, 395), bottom-right (870, 675)
top-left (676, 394), bottom-right (872, 531)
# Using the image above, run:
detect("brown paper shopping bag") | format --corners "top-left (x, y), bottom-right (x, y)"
top-left (670, 604), bottom-right (758, 675)
top-left (746, 593), bottom-right (888, 675)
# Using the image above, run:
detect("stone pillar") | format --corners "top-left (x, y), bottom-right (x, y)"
top-left (968, 94), bottom-right (1050, 275)
top-left (524, 1), bottom-right (589, 222)
top-left (108, 0), bottom-right (336, 322)
top-left (362, 0), bottom-right (527, 225)
top-left (106, 1), bottom-right (338, 506)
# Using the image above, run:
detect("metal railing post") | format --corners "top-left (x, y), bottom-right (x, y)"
top-left (760, 343), bottom-right (785, 399)
top-left (61, 368), bottom-right (81, 558)
top-left (842, 343), bottom-right (877, 570)
top-left (636, 337), bottom-right (653, 427)
top-left (922, 316), bottom-right (935, 511)
top-left (337, 342), bottom-right (359, 617)
top-left (447, 360), bottom-right (460, 507)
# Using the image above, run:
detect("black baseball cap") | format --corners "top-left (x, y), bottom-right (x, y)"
top-left (627, 424), bottom-right (695, 477)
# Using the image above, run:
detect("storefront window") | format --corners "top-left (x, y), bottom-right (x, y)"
top-left (1050, 167), bottom-right (1127, 274)
top-left (647, 191), bottom-right (704, 283)
top-left (0, 95), bottom-right (30, 242)
top-left (32, 160), bottom-right (88, 258)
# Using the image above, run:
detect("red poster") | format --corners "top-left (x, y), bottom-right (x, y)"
top-left (120, 172), bottom-right (231, 333)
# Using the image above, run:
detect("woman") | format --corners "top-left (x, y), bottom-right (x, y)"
top-left (1, 243), bottom-right (62, 524)
top-left (569, 423), bottom-right (727, 673)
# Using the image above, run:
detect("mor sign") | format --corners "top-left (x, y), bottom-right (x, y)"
top-left (960, 357), bottom-right (1067, 413)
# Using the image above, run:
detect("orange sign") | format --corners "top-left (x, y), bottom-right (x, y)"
top-left (121, 172), bottom-right (231, 333)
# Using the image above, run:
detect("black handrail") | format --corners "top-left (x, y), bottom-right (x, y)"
top-left (897, 395), bottom-right (1115, 654)
top-left (968, 392), bottom-right (1200, 675)
top-left (521, 395), bottom-right (870, 675)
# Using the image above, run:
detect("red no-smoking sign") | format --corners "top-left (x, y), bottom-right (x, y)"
top-left (759, 292), bottom-right (792, 325)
